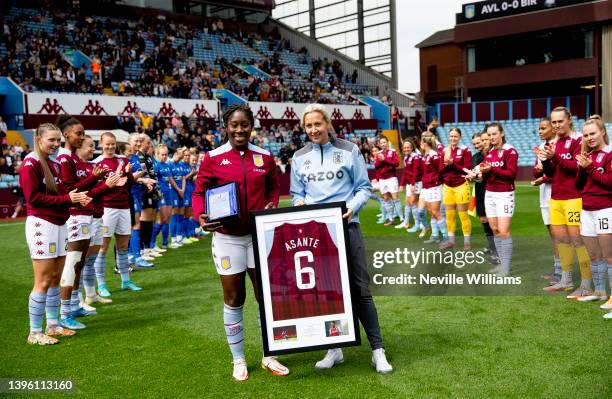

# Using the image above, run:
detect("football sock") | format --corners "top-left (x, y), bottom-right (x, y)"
top-left (140, 221), bottom-right (153, 251)
top-left (190, 219), bottom-right (198, 237)
top-left (494, 236), bottom-right (502, 261)
top-left (558, 243), bottom-right (575, 274)
top-left (169, 214), bottom-right (178, 239)
top-left (592, 259), bottom-right (607, 293)
top-left (161, 223), bottom-right (169, 246)
top-left (116, 249), bottom-right (130, 283)
top-left (608, 262), bottom-right (612, 292)
top-left (60, 299), bottom-right (71, 319)
top-left (151, 223), bottom-right (162, 248)
top-left (445, 209), bottom-right (457, 236)
top-left (482, 222), bottom-right (496, 254)
top-left (458, 210), bottom-right (471, 236)
top-left (129, 229), bottom-right (140, 258)
top-left (437, 218), bottom-right (448, 240)
top-left (431, 217), bottom-right (439, 238)
top-left (419, 208), bottom-right (429, 228)
top-left (410, 205), bottom-right (418, 224)
top-left (575, 245), bottom-right (592, 281)
top-left (553, 257), bottom-right (562, 279)
top-left (412, 206), bottom-right (420, 228)
top-left (223, 304), bottom-right (245, 360)
top-left (440, 203), bottom-right (446, 219)
top-left (70, 289), bottom-right (80, 312)
top-left (447, 233), bottom-right (455, 245)
top-left (501, 237), bottom-right (513, 274)
top-left (45, 286), bottom-right (60, 326)
top-left (29, 291), bottom-right (46, 333)
top-left (403, 204), bottom-right (411, 225)
top-left (83, 254), bottom-right (97, 298)
top-left (384, 201), bottom-right (393, 221)
top-left (94, 252), bottom-right (107, 286)
top-left (393, 199), bottom-right (403, 221)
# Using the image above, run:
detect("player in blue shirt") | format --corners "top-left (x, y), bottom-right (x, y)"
top-left (169, 147), bottom-right (188, 248)
top-left (181, 149), bottom-right (199, 243)
top-left (149, 144), bottom-right (176, 251)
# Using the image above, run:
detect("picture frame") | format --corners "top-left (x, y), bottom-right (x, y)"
top-left (251, 202), bottom-right (361, 356)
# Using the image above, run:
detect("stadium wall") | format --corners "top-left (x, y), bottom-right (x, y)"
top-left (0, 78), bottom-right (26, 130)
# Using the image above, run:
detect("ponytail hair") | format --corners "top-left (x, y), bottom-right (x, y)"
top-left (485, 122), bottom-right (506, 144)
top-left (551, 106), bottom-right (574, 131)
top-left (581, 114), bottom-right (609, 153)
top-left (34, 123), bottom-right (60, 193)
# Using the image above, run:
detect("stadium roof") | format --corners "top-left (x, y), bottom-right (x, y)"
top-left (415, 28), bottom-right (454, 49)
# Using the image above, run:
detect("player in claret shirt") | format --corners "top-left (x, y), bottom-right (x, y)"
top-left (55, 115), bottom-right (126, 330)
top-left (420, 133), bottom-right (448, 245)
top-left (19, 123), bottom-right (91, 345)
top-left (440, 128), bottom-right (472, 250)
top-left (574, 116), bottom-right (612, 317)
top-left (375, 136), bottom-right (401, 226)
top-left (193, 104), bottom-right (288, 381)
top-left (397, 139), bottom-right (421, 230)
top-left (540, 107), bottom-right (593, 297)
top-left (291, 103), bottom-right (392, 374)
top-left (92, 132), bottom-right (147, 296)
top-left (480, 122), bottom-right (518, 277)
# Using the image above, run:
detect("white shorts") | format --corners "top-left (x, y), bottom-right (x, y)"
top-left (485, 191), bottom-right (515, 218)
top-left (406, 181), bottom-right (422, 196)
top-left (211, 232), bottom-right (254, 276)
top-left (540, 206), bottom-right (550, 226)
top-left (90, 217), bottom-right (104, 246)
top-left (102, 208), bottom-right (132, 237)
top-left (580, 208), bottom-right (612, 237)
top-left (67, 214), bottom-right (93, 242)
top-left (422, 185), bottom-right (442, 203)
top-left (379, 177), bottom-right (399, 195)
top-left (371, 181), bottom-right (379, 192)
top-left (25, 216), bottom-right (68, 259)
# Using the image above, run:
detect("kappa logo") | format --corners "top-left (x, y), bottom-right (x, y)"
top-left (333, 152), bottom-right (343, 164)
top-left (24, 160), bottom-right (33, 167)
top-left (303, 159), bottom-right (312, 170)
top-left (253, 154), bottom-right (264, 167)
top-left (220, 158), bottom-right (232, 166)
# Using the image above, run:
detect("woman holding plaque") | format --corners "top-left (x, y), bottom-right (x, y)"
top-left (193, 104), bottom-right (288, 381)
top-left (290, 104), bottom-right (393, 374)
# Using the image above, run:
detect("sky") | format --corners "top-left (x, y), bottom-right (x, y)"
top-left (395, 0), bottom-right (468, 94)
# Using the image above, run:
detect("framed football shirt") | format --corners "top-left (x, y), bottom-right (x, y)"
top-left (252, 202), bottom-right (360, 356)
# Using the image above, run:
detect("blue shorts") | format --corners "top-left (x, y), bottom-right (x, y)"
top-left (159, 189), bottom-right (173, 207)
top-left (183, 189), bottom-right (193, 208)
top-left (170, 189), bottom-right (182, 208)
top-left (132, 193), bottom-right (142, 214)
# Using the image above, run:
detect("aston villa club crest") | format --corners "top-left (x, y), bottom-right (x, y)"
top-left (333, 152), bottom-right (343, 164)
top-left (596, 153), bottom-right (604, 163)
top-left (221, 256), bottom-right (231, 270)
top-left (253, 154), bottom-right (264, 167)
top-left (465, 4), bottom-right (475, 19)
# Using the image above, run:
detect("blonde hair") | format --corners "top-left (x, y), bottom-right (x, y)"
top-left (300, 104), bottom-right (331, 127)
top-left (155, 144), bottom-right (168, 160)
top-left (100, 131), bottom-right (116, 143)
top-left (420, 134), bottom-right (437, 151)
top-left (551, 106), bottom-right (574, 131)
top-left (581, 114), bottom-right (609, 153)
top-left (172, 147), bottom-right (185, 163)
top-left (34, 123), bottom-right (60, 193)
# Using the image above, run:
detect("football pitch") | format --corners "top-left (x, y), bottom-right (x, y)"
top-left (0, 185), bottom-right (609, 398)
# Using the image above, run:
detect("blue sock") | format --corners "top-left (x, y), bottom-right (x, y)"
top-left (224, 304), bottom-right (245, 360)
top-left (170, 215), bottom-right (178, 239)
top-left (413, 206), bottom-right (420, 227)
top-left (45, 286), bottom-right (60, 326)
top-left (29, 291), bottom-right (46, 333)
top-left (437, 218), bottom-right (448, 240)
top-left (420, 208), bottom-right (429, 228)
top-left (117, 249), bottom-right (130, 283)
top-left (161, 223), bottom-right (169, 246)
top-left (190, 219), bottom-right (198, 237)
top-left (129, 229), bottom-right (140, 258)
top-left (404, 205), bottom-right (411, 224)
top-left (70, 290), bottom-right (80, 312)
top-left (60, 299), bottom-right (71, 319)
top-left (179, 215), bottom-right (186, 237)
top-left (431, 217), bottom-right (439, 238)
top-left (94, 252), bottom-right (107, 286)
top-left (151, 223), bottom-right (162, 248)
top-left (83, 254), bottom-right (96, 298)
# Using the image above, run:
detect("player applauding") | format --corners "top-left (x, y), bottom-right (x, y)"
top-left (375, 136), bottom-right (401, 226)
top-left (193, 104), bottom-right (288, 381)
top-left (420, 133), bottom-right (448, 245)
top-left (574, 116), bottom-right (612, 317)
top-left (480, 122), bottom-right (518, 277)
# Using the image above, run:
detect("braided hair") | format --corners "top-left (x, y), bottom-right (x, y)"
top-left (222, 104), bottom-right (254, 127)
top-left (55, 114), bottom-right (82, 133)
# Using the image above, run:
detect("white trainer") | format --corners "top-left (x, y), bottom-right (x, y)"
top-left (232, 358), bottom-right (249, 381)
top-left (604, 312), bottom-right (612, 320)
top-left (371, 348), bottom-right (393, 374)
top-left (152, 246), bottom-right (167, 253)
top-left (80, 302), bottom-right (96, 312)
top-left (315, 348), bottom-right (344, 369)
top-left (577, 292), bottom-right (608, 302)
top-left (601, 297), bottom-right (612, 310)
top-left (169, 242), bottom-right (181, 249)
top-left (85, 295), bottom-right (112, 304)
top-left (261, 356), bottom-right (289, 376)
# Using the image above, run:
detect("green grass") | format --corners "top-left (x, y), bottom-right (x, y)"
top-left (0, 184), bottom-right (610, 398)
